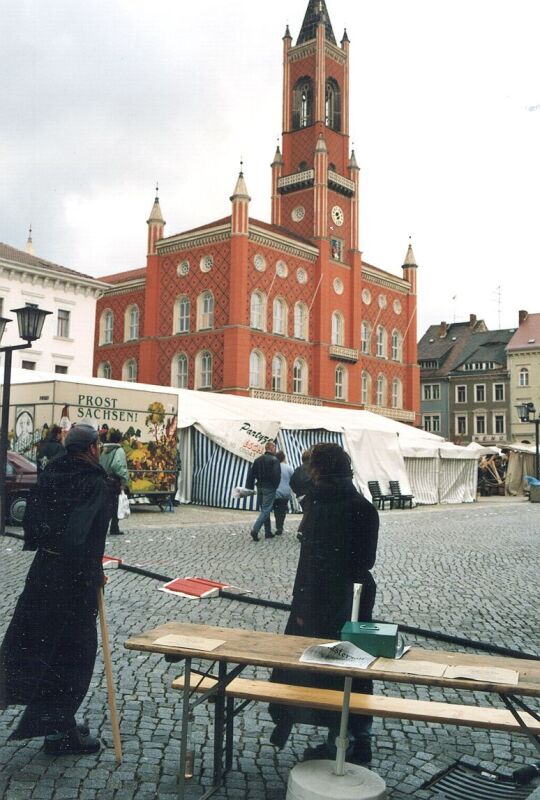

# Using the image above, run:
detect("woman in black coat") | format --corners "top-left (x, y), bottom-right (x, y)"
top-left (0, 423), bottom-right (114, 755)
top-left (269, 442), bottom-right (379, 764)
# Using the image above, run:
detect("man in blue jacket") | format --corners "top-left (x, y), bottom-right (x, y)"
top-left (246, 441), bottom-right (281, 542)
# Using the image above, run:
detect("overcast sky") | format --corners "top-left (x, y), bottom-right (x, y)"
top-left (1, 0), bottom-right (539, 334)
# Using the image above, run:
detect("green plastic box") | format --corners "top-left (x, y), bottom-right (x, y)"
top-left (341, 621), bottom-right (399, 658)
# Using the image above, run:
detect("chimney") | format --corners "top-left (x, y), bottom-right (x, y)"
top-left (469, 314), bottom-right (477, 327)
top-left (519, 309), bottom-right (529, 325)
top-left (439, 321), bottom-right (448, 338)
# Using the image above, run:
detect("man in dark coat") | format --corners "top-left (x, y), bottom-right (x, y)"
top-left (269, 442), bottom-right (379, 764)
top-left (246, 440), bottom-right (281, 541)
top-left (0, 423), bottom-right (114, 755)
top-left (36, 424), bottom-right (65, 473)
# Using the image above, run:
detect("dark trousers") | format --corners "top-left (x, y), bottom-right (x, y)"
top-left (273, 497), bottom-right (289, 533)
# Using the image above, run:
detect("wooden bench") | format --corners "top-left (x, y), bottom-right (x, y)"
top-left (172, 673), bottom-right (540, 734)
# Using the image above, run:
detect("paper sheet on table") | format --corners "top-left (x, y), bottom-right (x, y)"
top-left (372, 658), bottom-right (447, 678)
top-left (153, 634), bottom-right (225, 651)
top-left (443, 665), bottom-right (519, 685)
top-left (300, 641), bottom-right (375, 670)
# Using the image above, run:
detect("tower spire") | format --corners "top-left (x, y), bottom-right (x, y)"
top-left (297, 0), bottom-right (336, 45)
top-left (147, 183), bottom-right (165, 256)
top-left (25, 224), bottom-right (34, 255)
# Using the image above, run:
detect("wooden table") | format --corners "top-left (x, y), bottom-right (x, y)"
top-left (125, 621), bottom-right (540, 800)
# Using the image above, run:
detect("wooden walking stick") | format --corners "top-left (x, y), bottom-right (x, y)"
top-left (97, 586), bottom-right (123, 763)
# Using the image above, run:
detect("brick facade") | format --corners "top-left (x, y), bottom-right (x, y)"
top-left (94, 0), bottom-right (419, 424)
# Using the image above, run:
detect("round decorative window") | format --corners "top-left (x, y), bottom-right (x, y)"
top-left (362, 288), bottom-right (372, 305)
top-left (331, 206), bottom-right (344, 226)
top-left (177, 260), bottom-right (190, 277)
top-left (333, 277), bottom-right (344, 295)
top-left (292, 206), bottom-right (305, 222)
top-left (378, 294), bottom-right (387, 309)
top-left (296, 268), bottom-right (308, 285)
top-left (276, 260), bottom-right (288, 278)
top-left (254, 253), bottom-right (266, 272)
top-left (200, 255), bottom-right (213, 273)
top-left (393, 299), bottom-right (402, 315)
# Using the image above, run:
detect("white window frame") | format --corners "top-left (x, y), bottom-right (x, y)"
top-left (97, 361), bottom-right (112, 379)
top-left (250, 291), bottom-right (265, 330)
top-left (475, 414), bottom-right (486, 435)
top-left (293, 358), bottom-right (307, 395)
top-left (335, 365), bottom-right (348, 400)
top-left (376, 325), bottom-right (387, 358)
top-left (391, 378), bottom-right (402, 409)
top-left (330, 237), bottom-right (344, 261)
top-left (361, 321), bottom-right (371, 354)
top-left (331, 311), bottom-right (344, 346)
top-left (197, 291), bottom-right (214, 330)
top-left (272, 355), bottom-right (286, 392)
top-left (376, 374), bottom-right (386, 406)
top-left (519, 368), bottom-right (529, 387)
top-left (493, 383), bottom-right (505, 402)
top-left (272, 297), bottom-right (287, 335)
top-left (101, 309), bottom-right (113, 345)
top-left (249, 350), bottom-right (265, 389)
top-left (391, 329), bottom-right (401, 361)
top-left (474, 384), bottom-right (486, 403)
top-left (455, 414), bottom-right (467, 436)
top-left (124, 305), bottom-right (139, 341)
top-left (361, 371), bottom-right (371, 405)
top-left (122, 358), bottom-right (137, 382)
top-left (57, 308), bottom-right (70, 338)
top-left (455, 384), bottom-right (467, 403)
top-left (195, 350), bottom-right (213, 389)
top-left (172, 353), bottom-right (188, 388)
top-left (294, 302), bottom-right (308, 340)
top-left (493, 413), bottom-right (505, 435)
top-left (423, 383), bottom-right (441, 401)
top-left (175, 296), bottom-right (190, 334)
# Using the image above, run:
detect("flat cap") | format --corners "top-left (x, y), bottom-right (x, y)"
top-left (65, 423), bottom-right (99, 449)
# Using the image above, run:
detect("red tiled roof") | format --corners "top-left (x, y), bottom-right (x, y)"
top-left (506, 313), bottom-right (540, 350)
top-left (99, 266), bottom-right (146, 284)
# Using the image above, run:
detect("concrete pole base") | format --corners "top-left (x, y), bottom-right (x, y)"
top-left (286, 760), bottom-right (387, 800)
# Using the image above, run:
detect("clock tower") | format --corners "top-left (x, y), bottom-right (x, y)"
top-left (271, 0), bottom-right (362, 399)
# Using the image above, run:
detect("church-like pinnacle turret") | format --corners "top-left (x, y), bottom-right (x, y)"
top-left (147, 183), bottom-right (165, 225)
top-left (297, 0), bottom-right (336, 45)
top-left (147, 184), bottom-right (165, 256)
top-left (25, 225), bottom-right (34, 255)
top-left (402, 239), bottom-right (418, 269)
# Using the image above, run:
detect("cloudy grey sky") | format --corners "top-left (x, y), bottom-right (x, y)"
top-left (1, 0), bottom-right (539, 334)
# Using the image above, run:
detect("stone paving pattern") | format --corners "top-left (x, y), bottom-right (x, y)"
top-left (0, 497), bottom-right (538, 799)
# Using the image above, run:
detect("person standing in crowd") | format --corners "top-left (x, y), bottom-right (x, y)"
top-left (290, 448), bottom-right (313, 541)
top-left (269, 442), bottom-right (379, 765)
top-left (246, 440), bottom-right (281, 542)
top-left (273, 451), bottom-right (294, 536)
top-left (36, 425), bottom-right (65, 473)
top-left (0, 423), bottom-right (114, 755)
top-left (99, 428), bottom-right (129, 536)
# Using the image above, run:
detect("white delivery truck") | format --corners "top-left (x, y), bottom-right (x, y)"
top-left (6, 371), bottom-right (179, 513)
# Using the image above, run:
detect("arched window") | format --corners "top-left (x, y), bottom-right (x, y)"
top-left (97, 361), bottom-right (112, 379)
top-left (174, 296), bottom-right (190, 334)
top-left (376, 374), bottom-right (387, 406)
top-left (292, 77), bottom-right (313, 130)
top-left (172, 353), bottom-right (188, 388)
top-left (293, 358), bottom-right (308, 395)
top-left (124, 305), bottom-right (139, 341)
top-left (361, 321), bottom-right (371, 354)
top-left (325, 78), bottom-right (341, 132)
top-left (122, 358), bottom-right (137, 383)
top-left (197, 291), bottom-right (214, 330)
top-left (272, 355), bottom-right (286, 392)
top-left (331, 311), bottom-right (344, 346)
top-left (391, 330), bottom-right (402, 361)
top-left (519, 367), bottom-right (529, 387)
top-left (100, 309), bottom-right (114, 345)
top-left (361, 371), bottom-right (371, 405)
top-left (250, 291), bottom-right (265, 330)
top-left (273, 297), bottom-right (287, 335)
top-left (249, 350), bottom-right (265, 389)
top-left (392, 378), bottom-right (402, 409)
top-left (294, 302), bottom-right (309, 340)
top-left (335, 365), bottom-right (348, 400)
top-left (376, 325), bottom-right (387, 358)
top-left (195, 350), bottom-right (213, 389)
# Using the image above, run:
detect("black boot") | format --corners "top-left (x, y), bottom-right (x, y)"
top-left (43, 728), bottom-right (101, 755)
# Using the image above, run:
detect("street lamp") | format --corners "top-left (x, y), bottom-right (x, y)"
top-left (0, 304), bottom-right (52, 535)
top-left (515, 401), bottom-right (540, 480)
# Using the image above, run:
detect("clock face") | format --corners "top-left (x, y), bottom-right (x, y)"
top-left (331, 205), bottom-right (344, 226)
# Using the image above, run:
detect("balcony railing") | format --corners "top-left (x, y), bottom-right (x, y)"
top-left (329, 345), bottom-right (359, 363)
top-left (250, 389), bottom-right (322, 406)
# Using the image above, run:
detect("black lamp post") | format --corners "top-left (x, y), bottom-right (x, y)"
top-left (515, 402), bottom-right (540, 480)
top-left (0, 304), bottom-right (51, 535)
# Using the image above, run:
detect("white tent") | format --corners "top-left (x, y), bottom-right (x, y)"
top-left (6, 369), bottom-right (481, 506)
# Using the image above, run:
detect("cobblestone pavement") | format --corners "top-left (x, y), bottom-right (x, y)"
top-left (0, 497), bottom-right (538, 799)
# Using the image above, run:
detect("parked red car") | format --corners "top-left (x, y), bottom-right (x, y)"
top-left (5, 451), bottom-right (37, 525)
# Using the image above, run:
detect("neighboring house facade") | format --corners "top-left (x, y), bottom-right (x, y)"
top-left (93, 0), bottom-right (420, 423)
top-left (418, 315), bottom-right (487, 439)
top-left (447, 329), bottom-right (514, 445)
top-left (506, 310), bottom-right (540, 444)
top-left (0, 241), bottom-right (108, 375)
